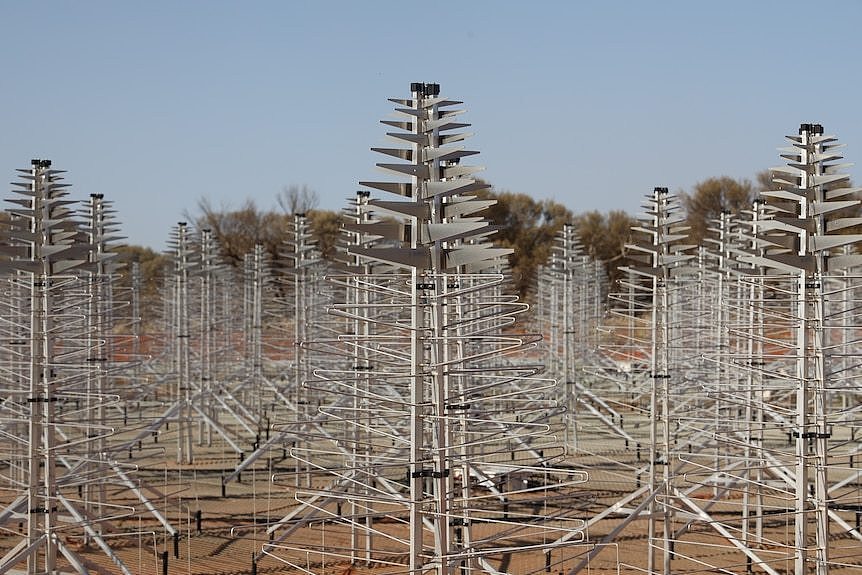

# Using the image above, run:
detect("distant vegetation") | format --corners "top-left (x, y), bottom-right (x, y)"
top-left (114, 172), bottom-right (783, 306)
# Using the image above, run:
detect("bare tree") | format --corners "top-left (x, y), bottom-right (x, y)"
top-left (755, 169), bottom-right (773, 194)
top-left (277, 185), bottom-right (319, 215)
top-left (193, 197), bottom-right (288, 267)
top-left (477, 188), bottom-right (573, 300)
top-left (680, 176), bottom-right (755, 244)
top-left (307, 209), bottom-right (342, 260)
top-left (572, 209), bottom-right (637, 286)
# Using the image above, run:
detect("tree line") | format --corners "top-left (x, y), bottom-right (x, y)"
top-left (115, 173), bottom-right (775, 304)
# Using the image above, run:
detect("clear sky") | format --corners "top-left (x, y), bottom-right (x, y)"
top-left (2, 1), bottom-right (861, 250)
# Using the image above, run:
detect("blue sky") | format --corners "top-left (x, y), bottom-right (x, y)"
top-left (2, 1), bottom-right (861, 249)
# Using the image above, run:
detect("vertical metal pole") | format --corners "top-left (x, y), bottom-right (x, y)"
top-left (175, 222), bottom-right (193, 464)
top-left (27, 161), bottom-right (49, 574)
top-left (808, 127), bottom-right (829, 575)
top-left (794, 128), bottom-right (812, 575)
top-left (646, 189), bottom-right (660, 575)
top-left (408, 82), bottom-right (425, 575)
top-left (198, 229), bottom-right (211, 445)
top-left (131, 257), bottom-right (142, 396)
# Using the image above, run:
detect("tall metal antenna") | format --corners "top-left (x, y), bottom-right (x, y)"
top-left (262, 83), bottom-right (587, 575)
top-left (0, 160), bottom-right (136, 574)
top-left (614, 187), bottom-right (695, 574)
top-left (739, 124), bottom-right (862, 574)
